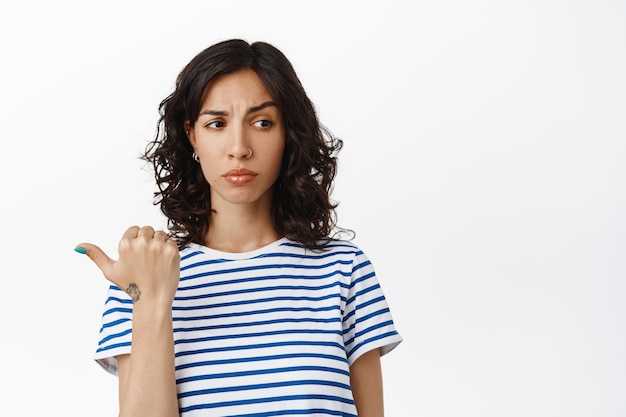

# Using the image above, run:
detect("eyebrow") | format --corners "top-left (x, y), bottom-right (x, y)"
top-left (198, 101), bottom-right (278, 117)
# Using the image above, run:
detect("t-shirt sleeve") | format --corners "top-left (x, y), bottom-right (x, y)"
top-left (342, 247), bottom-right (403, 366)
top-left (93, 285), bottom-right (134, 375)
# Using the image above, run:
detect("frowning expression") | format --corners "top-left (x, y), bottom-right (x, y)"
top-left (187, 69), bottom-right (285, 210)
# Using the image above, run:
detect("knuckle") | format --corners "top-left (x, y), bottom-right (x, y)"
top-left (118, 238), bottom-right (131, 252)
top-left (164, 242), bottom-right (180, 258)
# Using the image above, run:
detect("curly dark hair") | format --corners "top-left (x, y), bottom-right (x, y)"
top-left (141, 39), bottom-right (353, 250)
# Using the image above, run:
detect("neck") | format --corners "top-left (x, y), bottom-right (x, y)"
top-left (204, 203), bottom-right (281, 253)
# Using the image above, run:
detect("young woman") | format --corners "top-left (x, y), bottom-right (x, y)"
top-left (76, 39), bottom-right (402, 417)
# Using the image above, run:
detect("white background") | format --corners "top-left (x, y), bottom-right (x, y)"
top-left (1, 1), bottom-right (625, 416)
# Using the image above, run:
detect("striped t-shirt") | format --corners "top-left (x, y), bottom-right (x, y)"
top-left (94, 237), bottom-right (402, 416)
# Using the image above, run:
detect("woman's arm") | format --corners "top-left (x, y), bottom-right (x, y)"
top-left (78, 225), bottom-right (180, 417)
top-left (117, 301), bottom-right (178, 417)
top-left (350, 348), bottom-right (385, 417)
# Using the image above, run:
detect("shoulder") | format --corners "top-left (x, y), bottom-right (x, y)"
top-left (322, 238), bottom-right (369, 259)
top-left (178, 242), bottom-right (208, 261)
top-left (283, 238), bottom-right (365, 257)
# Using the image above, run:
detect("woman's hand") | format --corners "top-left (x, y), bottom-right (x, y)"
top-left (76, 225), bottom-right (180, 305)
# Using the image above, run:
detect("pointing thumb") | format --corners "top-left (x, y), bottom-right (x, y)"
top-left (74, 243), bottom-right (116, 277)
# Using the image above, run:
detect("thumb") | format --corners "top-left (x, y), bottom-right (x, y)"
top-left (74, 243), bottom-right (116, 277)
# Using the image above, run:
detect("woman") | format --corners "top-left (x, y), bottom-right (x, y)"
top-left (76, 38), bottom-right (402, 417)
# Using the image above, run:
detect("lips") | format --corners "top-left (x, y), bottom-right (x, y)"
top-left (223, 168), bottom-right (258, 185)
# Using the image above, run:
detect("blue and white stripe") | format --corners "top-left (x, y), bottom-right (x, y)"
top-left (95, 238), bottom-right (402, 416)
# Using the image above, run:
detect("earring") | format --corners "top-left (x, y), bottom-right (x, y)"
top-left (192, 152), bottom-right (200, 162)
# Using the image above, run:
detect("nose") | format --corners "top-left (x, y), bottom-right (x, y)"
top-left (229, 147), bottom-right (252, 159)
top-left (227, 125), bottom-right (252, 159)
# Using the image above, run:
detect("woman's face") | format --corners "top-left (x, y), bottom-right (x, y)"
top-left (187, 69), bottom-right (285, 212)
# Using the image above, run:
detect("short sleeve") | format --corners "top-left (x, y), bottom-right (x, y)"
top-left (93, 285), bottom-right (134, 375)
top-left (342, 248), bottom-right (403, 365)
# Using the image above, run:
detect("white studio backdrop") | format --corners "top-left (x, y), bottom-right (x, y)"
top-left (1, 1), bottom-right (624, 416)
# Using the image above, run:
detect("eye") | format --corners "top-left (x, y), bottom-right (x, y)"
top-left (253, 119), bottom-right (273, 128)
top-left (205, 120), bottom-right (225, 129)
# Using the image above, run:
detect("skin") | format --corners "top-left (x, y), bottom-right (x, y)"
top-left (185, 69), bottom-right (285, 252)
top-left (79, 226), bottom-right (180, 417)
top-left (350, 348), bottom-right (385, 417)
top-left (77, 69), bottom-right (385, 417)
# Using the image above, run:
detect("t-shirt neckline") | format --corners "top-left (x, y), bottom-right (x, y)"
top-left (185, 237), bottom-right (291, 260)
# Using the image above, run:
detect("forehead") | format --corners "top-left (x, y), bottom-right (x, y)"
top-left (201, 69), bottom-right (274, 107)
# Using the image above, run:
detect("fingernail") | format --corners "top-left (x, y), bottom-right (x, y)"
top-left (74, 246), bottom-right (87, 254)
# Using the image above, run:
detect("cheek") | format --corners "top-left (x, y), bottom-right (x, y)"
top-left (270, 144), bottom-right (286, 172)
top-left (198, 161), bottom-right (220, 184)
top-left (272, 134), bottom-right (286, 161)
top-left (273, 141), bottom-right (286, 157)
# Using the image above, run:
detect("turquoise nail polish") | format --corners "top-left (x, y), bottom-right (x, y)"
top-left (74, 246), bottom-right (87, 254)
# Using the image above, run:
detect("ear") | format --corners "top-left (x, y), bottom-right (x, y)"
top-left (184, 120), bottom-right (196, 149)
